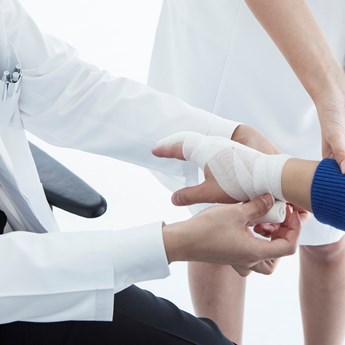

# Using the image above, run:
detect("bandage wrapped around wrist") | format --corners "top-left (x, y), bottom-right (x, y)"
top-left (157, 132), bottom-right (290, 202)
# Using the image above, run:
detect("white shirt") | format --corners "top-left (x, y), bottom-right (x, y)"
top-left (149, 0), bottom-right (345, 245)
top-left (0, 0), bottom-right (239, 323)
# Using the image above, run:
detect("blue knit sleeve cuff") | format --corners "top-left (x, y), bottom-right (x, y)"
top-left (311, 158), bottom-right (345, 231)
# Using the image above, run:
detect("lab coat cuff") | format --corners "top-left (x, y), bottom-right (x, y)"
top-left (207, 118), bottom-right (241, 139)
top-left (112, 222), bottom-right (170, 292)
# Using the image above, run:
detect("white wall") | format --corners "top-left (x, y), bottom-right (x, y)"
top-left (20, 1), bottom-right (303, 344)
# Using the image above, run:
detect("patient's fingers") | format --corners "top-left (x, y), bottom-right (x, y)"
top-left (152, 142), bottom-right (185, 160)
top-left (172, 180), bottom-right (234, 206)
top-left (153, 132), bottom-right (193, 160)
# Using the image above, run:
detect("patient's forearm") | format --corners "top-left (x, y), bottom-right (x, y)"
top-left (281, 158), bottom-right (318, 212)
top-left (154, 132), bottom-right (345, 230)
top-left (282, 158), bottom-right (345, 231)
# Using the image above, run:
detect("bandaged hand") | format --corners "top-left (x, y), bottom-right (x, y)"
top-left (153, 131), bottom-right (291, 207)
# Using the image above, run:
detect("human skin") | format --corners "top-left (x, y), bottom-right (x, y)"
top-left (245, 0), bottom-right (345, 173)
top-left (154, 0), bottom-right (345, 341)
top-left (235, 3), bottom-right (345, 341)
top-left (162, 194), bottom-right (300, 277)
top-left (153, 125), bottom-right (345, 345)
top-left (152, 126), bottom-right (317, 213)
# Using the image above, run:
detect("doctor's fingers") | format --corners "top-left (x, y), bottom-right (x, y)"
top-left (237, 194), bottom-right (274, 224)
top-left (232, 265), bottom-right (252, 277)
top-left (255, 211), bottom-right (301, 260)
top-left (231, 255), bottom-right (279, 277)
top-left (249, 259), bottom-right (279, 276)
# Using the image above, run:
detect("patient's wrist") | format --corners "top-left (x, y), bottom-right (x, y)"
top-left (281, 158), bottom-right (318, 211)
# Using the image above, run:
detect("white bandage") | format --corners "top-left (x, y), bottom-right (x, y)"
top-left (156, 131), bottom-right (290, 203)
top-left (254, 200), bottom-right (287, 224)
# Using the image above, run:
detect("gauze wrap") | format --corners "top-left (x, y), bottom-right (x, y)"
top-left (157, 132), bottom-right (291, 223)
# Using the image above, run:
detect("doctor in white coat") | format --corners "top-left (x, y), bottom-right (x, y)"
top-left (149, 1), bottom-right (345, 344)
top-left (0, 1), bottom-right (303, 344)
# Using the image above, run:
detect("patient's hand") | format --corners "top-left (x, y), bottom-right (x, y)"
top-left (153, 125), bottom-right (284, 207)
top-left (231, 124), bottom-right (281, 154)
top-left (153, 130), bottom-right (289, 206)
top-left (153, 141), bottom-right (235, 206)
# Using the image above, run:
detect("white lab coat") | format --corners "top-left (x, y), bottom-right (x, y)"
top-left (149, 0), bottom-right (345, 245)
top-left (0, 0), bottom-right (238, 323)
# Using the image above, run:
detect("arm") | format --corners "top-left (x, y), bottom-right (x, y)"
top-left (153, 131), bottom-right (345, 230)
top-left (281, 158), bottom-right (318, 212)
top-left (245, 0), bottom-right (345, 171)
top-left (0, 194), bottom-right (300, 323)
top-left (0, 224), bottom-right (169, 323)
top-left (163, 194), bottom-right (300, 277)
top-left (284, 158), bottom-right (345, 231)
top-left (3, 0), bottom-right (239, 178)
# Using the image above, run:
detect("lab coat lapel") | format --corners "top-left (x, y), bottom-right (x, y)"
top-left (0, 108), bottom-right (59, 233)
top-left (0, 79), bottom-right (59, 233)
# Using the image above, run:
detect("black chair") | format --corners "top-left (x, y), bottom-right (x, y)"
top-left (0, 143), bottom-right (107, 234)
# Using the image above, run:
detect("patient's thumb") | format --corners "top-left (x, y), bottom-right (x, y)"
top-left (152, 142), bottom-right (185, 160)
top-left (172, 183), bottom-right (210, 206)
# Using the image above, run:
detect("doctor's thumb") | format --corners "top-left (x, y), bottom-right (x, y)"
top-left (240, 194), bottom-right (274, 223)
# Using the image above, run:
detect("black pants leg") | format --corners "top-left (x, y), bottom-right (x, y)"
top-left (0, 285), bottom-right (236, 345)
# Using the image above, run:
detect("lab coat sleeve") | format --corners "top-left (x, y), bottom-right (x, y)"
top-left (3, 0), bottom-right (239, 178)
top-left (0, 222), bottom-right (169, 323)
top-left (0, 1), bottom-right (172, 324)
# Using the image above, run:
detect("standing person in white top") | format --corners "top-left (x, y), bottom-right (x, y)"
top-left (149, 1), bottom-right (345, 344)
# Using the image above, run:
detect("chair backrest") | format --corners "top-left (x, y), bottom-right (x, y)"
top-left (0, 144), bottom-right (108, 234)
top-left (29, 143), bottom-right (107, 218)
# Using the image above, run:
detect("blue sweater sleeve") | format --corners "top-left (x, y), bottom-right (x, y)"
top-left (311, 158), bottom-right (345, 231)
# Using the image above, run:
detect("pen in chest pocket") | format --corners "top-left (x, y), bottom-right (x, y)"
top-left (1, 70), bottom-right (10, 101)
top-left (1, 65), bottom-right (22, 101)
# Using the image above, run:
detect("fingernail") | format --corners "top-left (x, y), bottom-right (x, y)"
top-left (152, 142), bottom-right (163, 150)
top-left (172, 193), bottom-right (181, 205)
top-left (341, 160), bottom-right (345, 174)
top-left (261, 194), bottom-right (274, 208)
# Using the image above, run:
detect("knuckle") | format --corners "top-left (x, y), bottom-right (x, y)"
top-left (287, 243), bottom-right (298, 256)
top-left (251, 199), bottom-right (266, 218)
top-left (179, 196), bottom-right (190, 206)
top-left (265, 268), bottom-right (274, 275)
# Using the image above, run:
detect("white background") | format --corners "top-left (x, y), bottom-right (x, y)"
top-left (20, 1), bottom-right (303, 344)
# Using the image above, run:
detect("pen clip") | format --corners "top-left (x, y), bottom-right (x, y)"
top-left (2, 81), bottom-right (8, 102)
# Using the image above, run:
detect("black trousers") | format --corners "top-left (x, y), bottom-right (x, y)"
top-left (0, 285), bottom-right (236, 345)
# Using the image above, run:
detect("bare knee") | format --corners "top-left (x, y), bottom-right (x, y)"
top-left (300, 235), bottom-right (345, 264)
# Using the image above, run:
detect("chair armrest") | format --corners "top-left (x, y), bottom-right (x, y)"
top-left (29, 143), bottom-right (107, 218)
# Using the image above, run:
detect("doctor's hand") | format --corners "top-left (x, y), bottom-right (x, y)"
top-left (162, 194), bottom-right (301, 276)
